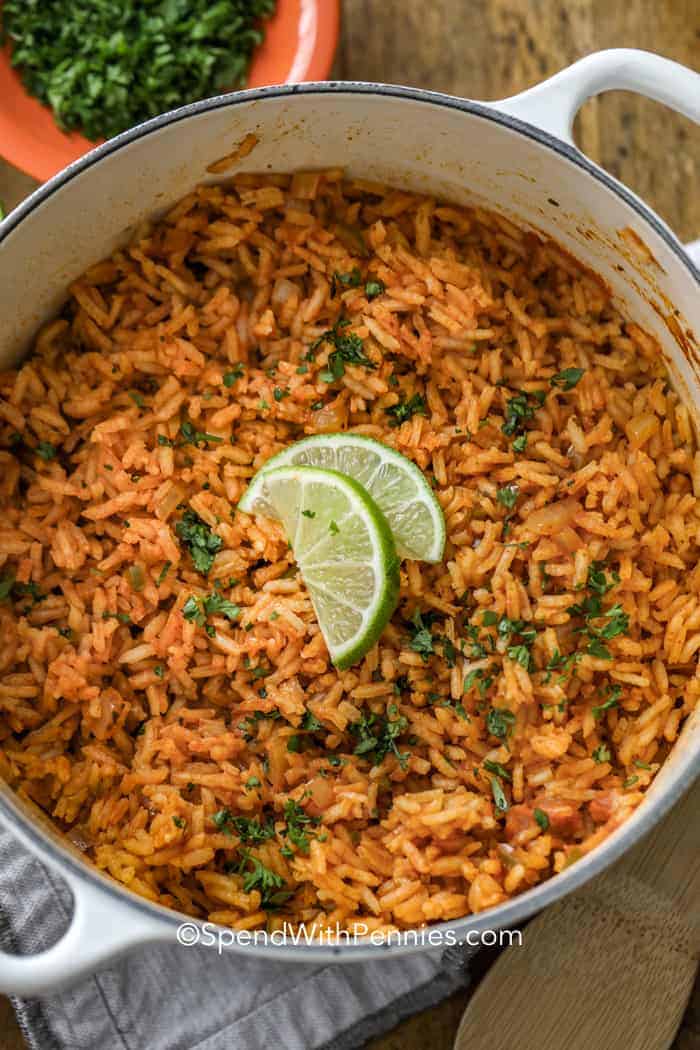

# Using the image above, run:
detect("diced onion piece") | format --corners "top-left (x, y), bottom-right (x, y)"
top-left (311, 401), bottom-right (347, 432)
top-left (271, 278), bottom-right (298, 306)
top-left (524, 497), bottom-right (580, 536)
top-left (625, 412), bottom-right (659, 448)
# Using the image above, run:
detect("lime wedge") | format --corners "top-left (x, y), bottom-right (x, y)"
top-left (247, 465), bottom-right (400, 668)
top-left (239, 433), bottom-right (445, 563)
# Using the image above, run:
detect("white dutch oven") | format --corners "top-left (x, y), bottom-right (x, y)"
top-left (0, 48), bottom-right (699, 995)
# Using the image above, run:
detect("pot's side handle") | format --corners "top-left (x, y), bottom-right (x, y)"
top-left (0, 861), bottom-right (168, 996)
top-left (685, 242), bottom-right (700, 268)
top-left (493, 48), bottom-right (700, 147)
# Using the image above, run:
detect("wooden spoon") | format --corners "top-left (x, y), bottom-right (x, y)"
top-left (455, 779), bottom-right (700, 1050)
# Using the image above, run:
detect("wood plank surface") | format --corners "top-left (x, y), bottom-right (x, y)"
top-left (0, 1), bottom-right (698, 1048)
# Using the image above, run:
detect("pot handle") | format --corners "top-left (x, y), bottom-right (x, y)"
top-left (494, 48), bottom-right (700, 147)
top-left (0, 855), bottom-right (167, 996)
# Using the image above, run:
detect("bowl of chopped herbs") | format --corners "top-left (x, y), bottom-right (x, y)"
top-left (0, 0), bottom-right (338, 181)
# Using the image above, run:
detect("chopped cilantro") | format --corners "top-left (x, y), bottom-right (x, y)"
top-left (179, 420), bottom-right (223, 448)
top-left (238, 851), bottom-right (289, 908)
top-left (223, 364), bottom-right (245, 386)
top-left (592, 685), bottom-right (622, 719)
top-left (156, 561), bottom-right (172, 586)
top-left (550, 367), bottom-right (585, 390)
top-left (483, 759), bottom-right (512, 782)
top-left (501, 390), bottom-right (545, 438)
top-left (365, 279), bottom-right (385, 300)
top-left (350, 710), bottom-right (409, 769)
top-left (36, 441), bottom-right (57, 461)
top-left (334, 267), bottom-right (362, 288)
top-left (490, 776), bottom-right (509, 813)
top-left (175, 509), bottom-right (222, 574)
top-left (309, 316), bottom-right (374, 381)
top-left (231, 815), bottom-right (274, 844)
top-left (385, 393), bottom-right (428, 428)
top-left (534, 807), bottom-right (549, 831)
top-left (408, 609), bottom-right (435, 660)
top-left (496, 484), bottom-right (519, 510)
top-left (486, 707), bottom-right (516, 739)
top-left (282, 798), bottom-right (319, 854)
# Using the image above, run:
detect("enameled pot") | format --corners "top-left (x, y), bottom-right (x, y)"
top-left (0, 48), bottom-right (698, 995)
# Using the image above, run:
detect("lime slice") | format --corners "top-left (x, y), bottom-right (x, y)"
top-left (248, 465), bottom-right (400, 669)
top-left (239, 433), bottom-right (445, 563)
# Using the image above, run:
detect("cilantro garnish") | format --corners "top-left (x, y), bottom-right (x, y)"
top-left (237, 851), bottom-right (291, 909)
top-left (408, 609), bottom-right (436, 660)
top-left (534, 807), bottom-right (549, 831)
top-left (175, 509), bottom-right (222, 574)
top-left (501, 389), bottom-right (545, 440)
top-left (483, 759), bottom-right (512, 782)
top-left (385, 393), bottom-right (427, 428)
top-left (231, 815), bottom-right (275, 845)
top-left (156, 561), bottom-right (172, 586)
top-left (179, 420), bottom-right (223, 448)
top-left (182, 591), bottom-right (240, 629)
top-left (36, 441), bottom-right (57, 461)
top-left (592, 685), bottom-right (622, 719)
top-left (282, 799), bottom-right (319, 854)
top-left (486, 707), bottom-right (516, 739)
top-left (496, 484), bottom-right (519, 510)
top-left (223, 364), bottom-right (245, 387)
top-left (365, 279), bottom-right (385, 300)
top-left (350, 709), bottom-right (409, 768)
top-left (490, 776), bottom-right (509, 813)
top-left (308, 317), bottom-right (375, 382)
top-left (550, 367), bottom-right (585, 390)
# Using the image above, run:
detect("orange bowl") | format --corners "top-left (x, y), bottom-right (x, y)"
top-left (0, 0), bottom-right (339, 182)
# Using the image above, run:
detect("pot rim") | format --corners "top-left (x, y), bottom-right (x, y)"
top-left (1, 79), bottom-right (698, 960)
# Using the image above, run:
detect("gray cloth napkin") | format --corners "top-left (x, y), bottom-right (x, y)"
top-left (0, 826), bottom-right (472, 1050)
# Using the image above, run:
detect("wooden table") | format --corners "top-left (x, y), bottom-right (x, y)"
top-left (0, 0), bottom-right (698, 1047)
